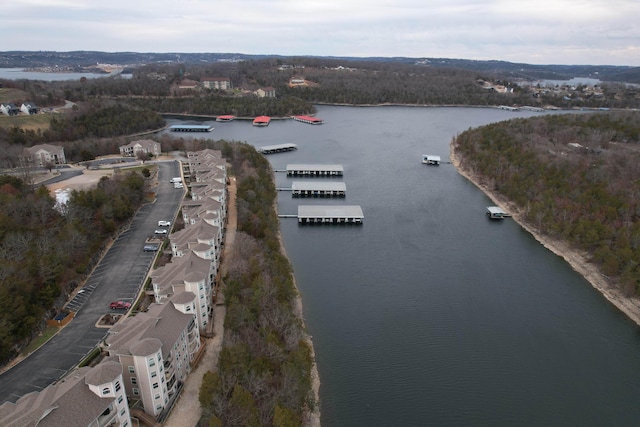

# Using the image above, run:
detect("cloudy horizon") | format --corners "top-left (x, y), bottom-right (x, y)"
top-left (4, 0), bottom-right (640, 67)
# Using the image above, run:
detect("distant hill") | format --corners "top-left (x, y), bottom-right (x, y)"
top-left (1, 51), bottom-right (639, 84)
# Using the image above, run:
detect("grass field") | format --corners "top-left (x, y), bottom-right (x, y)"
top-left (0, 88), bottom-right (28, 104)
top-left (0, 113), bottom-right (52, 131)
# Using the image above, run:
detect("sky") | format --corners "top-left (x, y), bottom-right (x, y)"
top-left (4, 0), bottom-right (640, 66)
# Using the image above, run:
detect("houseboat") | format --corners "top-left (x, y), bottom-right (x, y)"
top-left (293, 115), bottom-right (323, 125)
top-left (216, 115), bottom-right (235, 122)
top-left (253, 116), bottom-right (271, 126)
top-left (422, 155), bottom-right (441, 165)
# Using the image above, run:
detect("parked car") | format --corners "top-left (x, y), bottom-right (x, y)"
top-left (110, 301), bottom-right (131, 310)
top-left (154, 229), bottom-right (168, 235)
top-left (158, 220), bottom-right (171, 227)
top-left (143, 243), bottom-right (160, 252)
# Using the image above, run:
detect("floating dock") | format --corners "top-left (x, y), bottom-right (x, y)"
top-left (291, 181), bottom-right (346, 197)
top-left (216, 115), bottom-right (235, 122)
top-left (486, 206), bottom-right (509, 219)
top-left (253, 116), bottom-right (271, 126)
top-left (169, 124), bottom-right (214, 132)
top-left (293, 115), bottom-right (323, 125)
top-left (286, 164), bottom-right (344, 177)
top-left (422, 155), bottom-right (441, 165)
top-left (257, 143), bottom-right (298, 154)
top-left (298, 205), bottom-right (363, 224)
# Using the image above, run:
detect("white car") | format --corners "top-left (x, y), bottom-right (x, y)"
top-left (154, 229), bottom-right (168, 235)
top-left (158, 220), bottom-right (171, 227)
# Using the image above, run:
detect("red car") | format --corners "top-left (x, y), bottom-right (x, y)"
top-left (109, 301), bottom-right (132, 310)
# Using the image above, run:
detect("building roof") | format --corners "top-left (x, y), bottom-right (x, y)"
top-left (291, 181), bottom-right (346, 191)
top-left (287, 164), bottom-right (344, 172)
top-left (298, 205), bottom-right (364, 219)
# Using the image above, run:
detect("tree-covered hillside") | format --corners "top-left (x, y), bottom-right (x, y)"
top-left (454, 111), bottom-right (640, 295)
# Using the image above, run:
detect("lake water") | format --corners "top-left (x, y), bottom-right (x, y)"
top-left (0, 68), bottom-right (130, 81)
top-left (162, 106), bottom-right (640, 426)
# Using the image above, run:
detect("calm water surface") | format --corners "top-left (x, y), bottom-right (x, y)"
top-left (164, 106), bottom-right (640, 426)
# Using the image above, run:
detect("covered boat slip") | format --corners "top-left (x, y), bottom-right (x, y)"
top-left (291, 181), bottom-right (346, 197)
top-left (257, 143), bottom-right (298, 154)
top-left (170, 124), bottom-right (214, 132)
top-left (486, 206), bottom-right (510, 219)
top-left (422, 155), bottom-right (441, 165)
top-left (298, 205), bottom-right (363, 224)
top-left (286, 164), bottom-right (344, 176)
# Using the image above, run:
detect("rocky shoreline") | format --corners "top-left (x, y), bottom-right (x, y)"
top-left (450, 139), bottom-right (640, 327)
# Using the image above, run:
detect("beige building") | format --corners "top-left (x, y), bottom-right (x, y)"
top-left (22, 144), bottom-right (66, 166)
top-left (119, 139), bottom-right (161, 158)
top-left (105, 295), bottom-right (201, 419)
top-left (0, 360), bottom-right (132, 427)
top-left (202, 77), bottom-right (232, 90)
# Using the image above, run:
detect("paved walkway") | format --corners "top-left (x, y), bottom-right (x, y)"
top-left (163, 175), bottom-right (237, 427)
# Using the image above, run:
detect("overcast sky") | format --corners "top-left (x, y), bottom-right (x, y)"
top-left (4, 0), bottom-right (640, 66)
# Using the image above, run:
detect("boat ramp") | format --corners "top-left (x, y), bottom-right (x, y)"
top-left (286, 164), bottom-right (344, 177)
top-left (291, 181), bottom-right (346, 197)
top-left (257, 143), bottom-right (298, 154)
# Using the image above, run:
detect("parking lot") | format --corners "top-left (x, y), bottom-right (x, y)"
top-left (0, 160), bottom-right (185, 403)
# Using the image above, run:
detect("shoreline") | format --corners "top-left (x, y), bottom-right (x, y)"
top-left (449, 139), bottom-right (640, 327)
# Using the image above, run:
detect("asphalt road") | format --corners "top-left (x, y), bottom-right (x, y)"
top-left (0, 161), bottom-right (185, 404)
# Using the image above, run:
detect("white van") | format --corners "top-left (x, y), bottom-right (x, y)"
top-left (170, 177), bottom-right (182, 184)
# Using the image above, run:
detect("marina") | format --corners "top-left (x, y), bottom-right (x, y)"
top-left (169, 124), bottom-right (213, 132)
top-left (216, 115), bottom-right (235, 122)
top-left (253, 115), bottom-right (271, 126)
top-left (286, 164), bottom-right (344, 177)
top-left (257, 143), bottom-right (298, 154)
top-left (422, 154), bottom-right (441, 165)
top-left (297, 205), bottom-right (363, 224)
top-left (291, 181), bottom-right (346, 197)
top-left (293, 115), bottom-right (324, 125)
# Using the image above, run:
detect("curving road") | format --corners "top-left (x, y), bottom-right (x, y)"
top-left (0, 161), bottom-right (185, 404)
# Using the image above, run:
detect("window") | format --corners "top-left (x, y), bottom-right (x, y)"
top-left (128, 366), bottom-right (135, 374)
top-left (115, 381), bottom-right (121, 392)
top-left (185, 305), bottom-right (191, 312)
top-left (149, 358), bottom-right (155, 367)
top-left (133, 388), bottom-right (139, 396)
top-left (155, 393), bottom-right (161, 400)
top-left (120, 408), bottom-right (126, 416)
top-left (153, 382), bottom-right (159, 389)
top-left (118, 395), bottom-right (124, 404)
top-left (151, 371), bottom-right (157, 378)
top-left (131, 377), bottom-right (137, 385)
top-left (102, 387), bottom-right (110, 395)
